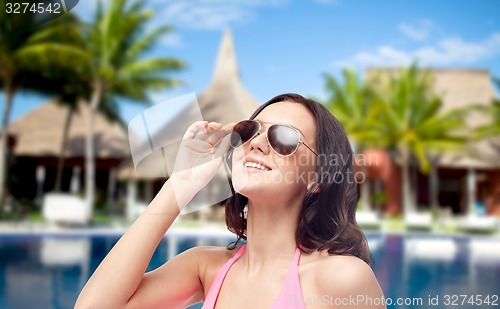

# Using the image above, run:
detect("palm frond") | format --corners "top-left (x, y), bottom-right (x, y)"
top-left (14, 43), bottom-right (90, 73)
top-left (124, 25), bottom-right (173, 62)
top-left (322, 69), bottom-right (383, 148)
top-left (120, 58), bottom-right (185, 77)
top-left (412, 140), bottom-right (430, 173)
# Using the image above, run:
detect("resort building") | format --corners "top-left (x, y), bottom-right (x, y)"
top-left (6, 29), bottom-right (259, 219)
top-left (5, 31), bottom-right (499, 220)
top-left (363, 68), bottom-right (500, 216)
top-left (7, 100), bottom-right (128, 208)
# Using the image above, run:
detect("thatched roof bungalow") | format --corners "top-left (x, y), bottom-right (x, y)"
top-left (7, 100), bottom-right (128, 201)
top-left (363, 68), bottom-right (500, 215)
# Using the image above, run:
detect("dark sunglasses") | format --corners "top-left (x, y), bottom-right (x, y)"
top-left (230, 120), bottom-right (317, 156)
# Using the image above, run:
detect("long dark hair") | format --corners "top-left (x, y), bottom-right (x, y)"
top-left (223, 93), bottom-right (371, 264)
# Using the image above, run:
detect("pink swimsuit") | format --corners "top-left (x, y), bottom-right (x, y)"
top-left (201, 244), bottom-right (306, 308)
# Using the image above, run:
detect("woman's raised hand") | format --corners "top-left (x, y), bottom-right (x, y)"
top-left (75, 121), bottom-right (236, 309)
top-left (170, 121), bottom-right (235, 210)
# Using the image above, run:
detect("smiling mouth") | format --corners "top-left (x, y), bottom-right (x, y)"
top-left (244, 161), bottom-right (272, 171)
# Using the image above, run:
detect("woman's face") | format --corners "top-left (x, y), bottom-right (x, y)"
top-left (231, 102), bottom-right (317, 201)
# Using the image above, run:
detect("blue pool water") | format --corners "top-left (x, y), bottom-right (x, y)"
top-left (0, 232), bottom-right (499, 309)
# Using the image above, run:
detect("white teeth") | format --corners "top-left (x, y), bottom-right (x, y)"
top-left (244, 162), bottom-right (270, 171)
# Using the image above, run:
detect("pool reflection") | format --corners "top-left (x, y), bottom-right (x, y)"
top-left (0, 233), bottom-right (499, 309)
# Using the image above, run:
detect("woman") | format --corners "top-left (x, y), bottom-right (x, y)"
top-left (76, 94), bottom-right (385, 309)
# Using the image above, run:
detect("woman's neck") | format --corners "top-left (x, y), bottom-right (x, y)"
top-left (241, 197), bottom-right (302, 273)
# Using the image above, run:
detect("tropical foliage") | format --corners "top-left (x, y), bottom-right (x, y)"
top-left (321, 64), bottom-right (473, 215)
top-left (322, 69), bottom-right (381, 211)
top-left (78, 0), bottom-right (185, 208)
top-left (1, 0), bottom-right (185, 216)
top-left (473, 77), bottom-right (500, 138)
top-left (0, 9), bottom-right (88, 214)
top-left (367, 64), bottom-right (469, 214)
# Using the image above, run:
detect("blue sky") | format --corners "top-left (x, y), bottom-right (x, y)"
top-left (3, 0), bottom-right (500, 124)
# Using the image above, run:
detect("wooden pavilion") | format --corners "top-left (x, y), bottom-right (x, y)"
top-left (7, 100), bottom-right (129, 209)
top-left (363, 68), bottom-right (500, 215)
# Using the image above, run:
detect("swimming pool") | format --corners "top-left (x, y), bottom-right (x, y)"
top-left (0, 232), bottom-right (499, 309)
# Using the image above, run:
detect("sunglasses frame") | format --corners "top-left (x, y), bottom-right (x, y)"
top-left (231, 120), bottom-right (318, 157)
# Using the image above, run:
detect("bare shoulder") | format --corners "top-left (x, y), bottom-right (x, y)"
top-left (186, 245), bottom-right (242, 290)
top-left (314, 253), bottom-right (374, 283)
top-left (184, 244), bottom-right (231, 256)
top-left (165, 245), bottom-right (239, 279)
top-left (302, 251), bottom-right (385, 308)
top-left (186, 245), bottom-right (240, 264)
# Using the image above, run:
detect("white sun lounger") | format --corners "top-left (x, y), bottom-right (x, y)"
top-left (40, 237), bottom-right (90, 266)
top-left (356, 210), bottom-right (382, 229)
top-left (405, 238), bottom-right (457, 261)
top-left (469, 239), bottom-right (500, 261)
top-left (405, 212), bottom-right (433, 231)
top-left (456, 215), bottom-right (499, 233)
top-left (42, 192), bottom-right (92, 225)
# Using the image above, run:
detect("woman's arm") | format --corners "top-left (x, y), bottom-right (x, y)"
top-left (75, 121), bottom-right (234, 309)
top-left (75, 180), bottom-right (200, 309)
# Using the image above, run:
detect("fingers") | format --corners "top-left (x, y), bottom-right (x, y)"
top-left (199, 122), bottom-right (232, 147)
top-left (222, 122), bottom-right (236, 131)
top-left (182, 121), bottom-right (235, 158)
top-left (183, 121), bottom-right (208, 140)
top-left (182, 138), bottom-right (211, 153)
top-left (186, 121), bottom-right (234, 135)
top-left (213, 123), bottom-right (236, 146)
top-left (208, 122), bottom-right (222, 130)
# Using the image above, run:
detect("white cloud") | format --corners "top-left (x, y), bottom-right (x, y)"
top-left (74, 1), bottom-right (184, 47)
top-left (157, 0), bottom-right (288, 30)
top-left (399, 20), bottom-right (433, 41)
top-left (336, 32), bottom-right (500, 68)
top-left (75, 0), bottom-right (287, 30)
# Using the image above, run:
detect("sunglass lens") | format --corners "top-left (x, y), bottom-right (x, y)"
top-left (230, 120), bottom-right (260, 148)
top-left (268, 125), bottom-right (300, 155)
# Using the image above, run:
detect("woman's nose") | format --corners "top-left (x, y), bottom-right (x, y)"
top-left (248, 131), bottom-right (269, 154)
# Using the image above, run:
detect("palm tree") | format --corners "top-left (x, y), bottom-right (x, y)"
top-left (0, 10), bottom-right (87, 212)
top-left (474, 78), bottom-right (500, 137)
top-left (22, 14), bottom-right (124, 194)
top-left (20, 15), bottom-right (91, 192)
top-left (373, 64), bottom-right (468, 214)
top-left (322, 69), bottom-right (382, 211)
top-left (80, 0), bottom-right (185, 208)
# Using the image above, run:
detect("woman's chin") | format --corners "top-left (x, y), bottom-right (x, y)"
top-left (233, 178), bottom-right (269, 198)
top-left (233, 179), bottom-right (256, 196)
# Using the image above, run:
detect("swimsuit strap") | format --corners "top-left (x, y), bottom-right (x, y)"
top-left (202, 244), bottom-right (306, 309)
top-left (202, 244), bottom-right (246, 308)
top-left (270, 246), bottom-right (306, 309)
top-left (293, 245), bottom-right (302, 268)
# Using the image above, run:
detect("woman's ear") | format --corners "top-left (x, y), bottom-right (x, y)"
top-left (307, 172), bottom-right (319, 193)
